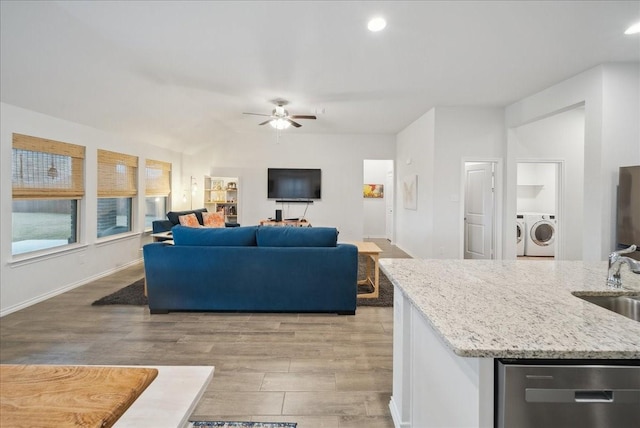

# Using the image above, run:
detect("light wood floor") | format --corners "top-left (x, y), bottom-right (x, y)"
top-left (0, 239), bottom-right (409, 428)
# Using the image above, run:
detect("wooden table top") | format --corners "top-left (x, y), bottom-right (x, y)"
top-left (348, 241), bottom-right (383, 255)
top-left (1, 364), bottom-right (158, 428)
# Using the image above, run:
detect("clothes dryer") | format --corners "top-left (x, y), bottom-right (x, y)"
top-left (516, 214), bottom-right (525, 256)
top-left (524, 214), bottom-right (556, 257)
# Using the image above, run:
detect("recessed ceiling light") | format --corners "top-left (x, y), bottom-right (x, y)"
top-left (625, 22), bottom-right (640, 35)
top-left (368, 17), bottom-right (387, 32)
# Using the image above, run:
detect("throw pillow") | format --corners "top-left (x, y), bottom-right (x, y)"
top-left (178, 213), bottom-right (200, 227)
top-left (202, 211), bottom-right (225, 228)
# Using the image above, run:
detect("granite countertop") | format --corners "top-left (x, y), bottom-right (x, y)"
top-left (379, 259), bottom-right (640, 359)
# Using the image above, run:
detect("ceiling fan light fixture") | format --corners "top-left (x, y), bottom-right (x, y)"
top-left (368, 16), bottom-right (387, 32)
top-left (270, 118), bottom-right (291, 130)
top-left (625, 22), bottom-right (640, 35)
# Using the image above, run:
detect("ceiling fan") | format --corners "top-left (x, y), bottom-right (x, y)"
top-left (243, 100), bottom-right (316, 130)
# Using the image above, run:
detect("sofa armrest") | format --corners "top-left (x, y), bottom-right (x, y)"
top-left (152, 220), bottom-right (174, 233)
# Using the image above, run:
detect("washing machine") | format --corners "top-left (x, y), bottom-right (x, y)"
top-left (524, 214), bottom-right (556, 257)
top-left (516, 214), bottom-right (525, 256)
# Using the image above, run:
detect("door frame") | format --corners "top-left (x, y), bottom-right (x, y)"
top-left (516, 159), bottom-right (564, 260)
top-left (362, 159), bottom-right (394, 240)
top-left (385, 169), bottom-right (395, 243)
top-left (460, 158), bottom-right (503, 260)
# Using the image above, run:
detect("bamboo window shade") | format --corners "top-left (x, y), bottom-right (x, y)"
top-left (98, 149), bottom-right (138, 198)
top-left (12, 133), bottom-right (85, 199)
top-left (145, 159), bottom-right (171, 197)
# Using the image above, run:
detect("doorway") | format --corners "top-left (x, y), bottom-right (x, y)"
top-left (463, 161), bottom-right (501, 259)
top-left (363, 160), bottom-right (394, 240)
top-left (517, 161), bottom-right (562, 260)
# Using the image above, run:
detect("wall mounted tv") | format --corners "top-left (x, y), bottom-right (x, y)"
top-left (268, 168), bottom-right (322, 200)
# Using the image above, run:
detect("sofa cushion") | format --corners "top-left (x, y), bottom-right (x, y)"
top-left (166, 208), bottom-right (207, 226)
top-left (152, 219), bottom-right (173, 233)
top-left (178, 213), bottom-right (200, 227)
top-left (172, 225), bottom-right (257, 246)
top-left (256, 227), bottom-right (338, 247)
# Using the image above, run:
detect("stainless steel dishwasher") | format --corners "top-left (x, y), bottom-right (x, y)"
top-left (496, 360), bottom-right (640, 428)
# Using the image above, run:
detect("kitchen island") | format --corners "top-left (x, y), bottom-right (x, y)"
top-left (381, 259), bottom-right (640, 428)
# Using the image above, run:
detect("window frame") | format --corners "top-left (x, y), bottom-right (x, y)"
top-left (144, 159), bottom-right (172, 231)
top-left (97, 149), bottom-right (138, 238)
top-left (11, 133), bottom-right (85, 257)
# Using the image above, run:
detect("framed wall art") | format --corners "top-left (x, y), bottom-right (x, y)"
top-left (363, 184), bottom-right (384, 198)
top-left (403, 175), bottom-right (417, 210)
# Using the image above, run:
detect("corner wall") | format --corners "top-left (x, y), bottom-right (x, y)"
top-left (432, 107), bottom-right (505, 258)
top-left (394, 107), bottom-right (505, 259)
top-left (395, 109), bottom-right (436, 258)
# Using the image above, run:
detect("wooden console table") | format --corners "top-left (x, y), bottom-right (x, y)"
top-left (259, 219), bottom-right (311, 227)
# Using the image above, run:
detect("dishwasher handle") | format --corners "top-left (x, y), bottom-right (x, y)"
top-left (526, 388), bottom-right (639, 403)
top-left (574, 390), bottom-right (613, 402)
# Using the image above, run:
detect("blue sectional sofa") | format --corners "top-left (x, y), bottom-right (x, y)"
top-left (143, 225), bottom-right (358, 315)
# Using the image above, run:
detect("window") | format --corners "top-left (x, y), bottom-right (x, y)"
top-left (145, 159), bottom-right (171, 230)
top-left (11, 133), bottom-right (85, 255)
top-left (97, 149), bottom-right (137, 238)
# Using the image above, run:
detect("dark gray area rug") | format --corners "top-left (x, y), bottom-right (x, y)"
top-left (92, 256), bottom-right (392, 308)
top-left (91, 278), bottom-right (147, 306)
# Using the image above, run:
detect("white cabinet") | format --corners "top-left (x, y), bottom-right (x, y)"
top-left (204, 176), bottom-right (239, 224)
top-left (390, 286), bottom-right (494, 428)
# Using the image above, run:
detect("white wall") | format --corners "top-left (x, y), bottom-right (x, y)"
top-left (433, 108), bottom-right (505, 259)
top-left (517, 163), bottom-right (557, 214)
top-left (363, 159), bottom-right (393, 238)
top-left (394, 107), bottom-right (505, 259)
top-left (395, 109), bottom-right (436, 258)
top-left (514, 107), bottom-right (585, 260)
top-left (181, 132), bottom-right (396, 243)
top-left (505, 63), bottom-right (640, 261)
top-left (0, 102), bottom-right (184, 315)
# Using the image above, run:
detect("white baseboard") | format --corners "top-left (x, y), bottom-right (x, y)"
top-left (389, 396), bottom-right (410, 428)
top-left (0, 258), bottom-right (143, 317)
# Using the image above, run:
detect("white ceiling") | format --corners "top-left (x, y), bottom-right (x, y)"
top-left (1, 1), bottom-right (639, 154)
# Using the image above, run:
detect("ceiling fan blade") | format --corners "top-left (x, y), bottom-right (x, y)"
top-left (243, 112), bottom-right (271, 117)
top-left (287, 118), bottom-right (302, 128)
top-left (258, 120), bottom-right (271, 126)
top-left (289, 115), bottom-right (316, 120)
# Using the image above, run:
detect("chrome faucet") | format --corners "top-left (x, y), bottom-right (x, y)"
top-left (607, 245), bottom-right (640, 288)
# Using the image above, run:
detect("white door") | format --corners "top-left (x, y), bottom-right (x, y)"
top-left (464, 163), bottom-right (494, 259)
top-left (385, 170), bottom-right (394, 241)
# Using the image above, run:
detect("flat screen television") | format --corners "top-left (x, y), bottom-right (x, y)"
top-left (268, 168), bottom-right (321, 200)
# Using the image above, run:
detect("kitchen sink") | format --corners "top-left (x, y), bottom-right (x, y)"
top-left (575, 294), bottom-right (640, 322)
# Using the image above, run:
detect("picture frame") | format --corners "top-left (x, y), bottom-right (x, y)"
top-left (211, 179), bottom-right (224, 191)
top-left (363, 184), bottom-right (384, 198)
top-left (403, 175), bottom-right (417, 210)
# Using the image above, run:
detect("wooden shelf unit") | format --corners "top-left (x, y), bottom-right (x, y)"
top-left (204, 176), bottom-right (239, 224)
